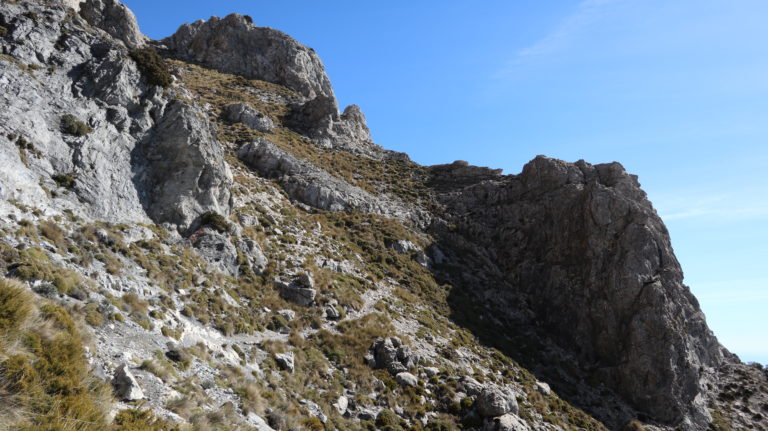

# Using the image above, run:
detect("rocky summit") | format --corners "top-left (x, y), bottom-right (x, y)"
top-left (0, 1), bottom-right (765, 431)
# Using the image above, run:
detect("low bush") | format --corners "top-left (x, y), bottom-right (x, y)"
top-left (0, 25), bottom-right (8, 38)
top-left (129, 47), bottom-right (173, 87)
top-left (39, 220), bottom-right (67, 249)
top-left (60, 114), bottom-right (92, 136)
top-left (52, 172), bottom-right (76, 188)
top-left (85, 309), bottom-right (105, 326)
top-left (200, 211), bottom-right (231, 233)
top-left (0, 278), bottom-right (33, 340)
top-left (113, 408), bottom-right (181, 431)
top-left (0, 292), bottom-right (111, 431)
top-left (11, 247), bottom-right (84, 295)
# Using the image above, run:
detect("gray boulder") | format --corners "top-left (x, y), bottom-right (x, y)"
top-left (390, 239), bottom-right (417, 254)
top-left (192, 230), bottom-right (239, 276)
top-left (80, 0), bottom-right (146, 49)
top-left (237, 138), bottom-right (377, 212)
top-left (460, 376), bottom-right (485, 396)
top-left (476, 386), bottom-right (518, 418)
top-left (482, 414), bottom-right (531, 431)
top-left (274, 352), bottom-right (294, 373)
top-left (395, 372), bottom-right (418, 387)
top-left (325, 304), bottom-right (341, 320)
top-left (112, 364), bottom-right (144, 401)
top-left (368, 337), bottom-right (418, 375)
top-left (276, 275), bottom-right (317, 306)
top-left (222, 103), bottom-right (274, 133)
top-left (277, 309), bottom-right (296, 322)
top-left (237, 238), bottom-right (269, 275)
top-left (535, 381), bottom-right (551, 396)
top-left (333, 396), bottom-right (348, 415)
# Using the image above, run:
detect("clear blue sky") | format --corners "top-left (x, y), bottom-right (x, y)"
top-left (122, 0), bottom-right (768, 364)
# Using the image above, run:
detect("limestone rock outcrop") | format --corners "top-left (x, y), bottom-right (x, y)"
top-left (160, 13), bottom-right (334, 102)
top-left (366, 337), bottom-right (418, 375)
top-left (132, 100), bottom-right (233, 230)
top-left (80, 0), bottom-right (147, 49)
top-left (0, 1), bottom-right (231, 231)
top-left (432, 156), bottom-right (726, 427)
top-left (237, 138), bottom-right (422, 223)
top-left (476, 386), bottom-right (519, 418)
top-left (222, 103), bottom-right (274, 133)
top-left (160, 12), bottom-right (391, 159)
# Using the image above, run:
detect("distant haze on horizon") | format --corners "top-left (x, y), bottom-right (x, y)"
top-left (123, 0), bottom-right (768, 364)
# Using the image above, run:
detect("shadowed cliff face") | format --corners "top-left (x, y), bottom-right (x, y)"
top-left (430, 156), bottom-right (727, 428)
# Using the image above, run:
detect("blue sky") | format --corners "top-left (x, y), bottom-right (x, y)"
top-left (122, 0), bottom-right (768, 364)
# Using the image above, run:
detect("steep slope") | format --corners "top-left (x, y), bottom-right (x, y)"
top-left (0, 1), bottom-right (765, 431)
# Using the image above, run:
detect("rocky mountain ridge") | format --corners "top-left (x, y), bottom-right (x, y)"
top-left (0, 1), bottom-right (766, 431)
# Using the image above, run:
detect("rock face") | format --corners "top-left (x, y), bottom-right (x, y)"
top-left (432, 156), bottom-right (725, 427)
top-left (160, 12), bottom-right (392, 159)
top-left (133, 101), bottom-right (233, 230)
top-left (80, 0), bottom-right (147, 49)
top-left (0, 1), bottom-right (231, 231)
top-left (161, 13), bottom-right (334, 102)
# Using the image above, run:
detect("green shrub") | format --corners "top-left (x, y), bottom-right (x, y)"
top-left (52, 173), bottom-right (76, 188)
top-left (267, 313), bottom-right (289, 331)
top-left (4, 303), bottom-right (110, 431)
top-left (10, 247), bottom-right (84, 295)
top-left (1, 354), bottom-right (37, 392)
top-left (0, 25), bottom-right (8, 38)
top-left (129, 47), bottom-right (173, 87)
top-left (39, 220), bottom-right (67, 249)
top-left (200, 211), bottom-right (231, 233)
top-left (60, 114), bottom-right (92, 136)
top-left (85, 309), bottom-right (105, 327)
top-left (302, 417), bottom-right (325, 431)
top-left (113, 408), bottom-right (181, 431)
top-left (0, 278), bottom-right (33, 340)
top-left (376, 409), bottom-right (404, 430)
